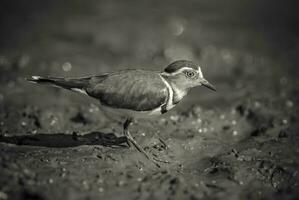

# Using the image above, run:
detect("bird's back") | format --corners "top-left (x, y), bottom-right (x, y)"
top-left (85, 69), bottom-right (168, 112)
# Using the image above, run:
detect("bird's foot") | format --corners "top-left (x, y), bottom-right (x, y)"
top-left (124, 134), bottom-right (163, 168)
top-left (126, 138), bottom-right (131, 148)
top-left (158, 138), bottom-right (168, 150)
top-left (152, 156), bottom-right (170, 164)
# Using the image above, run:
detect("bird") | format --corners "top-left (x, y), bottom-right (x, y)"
top-left (27, 60), bottom-right (216, 167)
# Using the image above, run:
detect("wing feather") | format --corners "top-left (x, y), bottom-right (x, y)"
top-left (86, 70), bottom-right (167, 111)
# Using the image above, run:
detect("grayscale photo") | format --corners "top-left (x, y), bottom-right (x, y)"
top-left (0, 0), bottom-right (298, 199)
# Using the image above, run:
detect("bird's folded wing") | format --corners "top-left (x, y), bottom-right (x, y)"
top-left (86, 70), bottom-right (168, 111)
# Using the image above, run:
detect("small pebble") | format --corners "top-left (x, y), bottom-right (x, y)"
top-left (62, 62), bottom-right (72, 72)
top-left (98, 187), bottom-right (104, 193)
top-left (50, 118), bottom-right (58, 126)
top-left (254, 101), bottom-right (261, 108)
top-left (160, 118), bottom-right (166, 123)
top-left (231, 109), bottom-right (237, 115)
top-left (286, 100), bottom-right (293, 108)
top-left (170, 115), bottom-right (179, 122)
top-left (233, 130), bottom-right (238, 136)
top-left (0, 191), bottom-right (8, 200)
top-left (60, 173), bottom-right (66, 178)
top-left (97, 179), bottom-right (104, 184)
top-left (137, 177), bottom-right (142, 182)
top-left (117, 180), bottom-right (125, 186)
top-left (82, 180), bottom-right (89, 189)
top-left (88, 104), bottom-right (99, 112)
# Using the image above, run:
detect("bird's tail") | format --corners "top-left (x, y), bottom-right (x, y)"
top-left (26, 76), bottom-right (90, 95)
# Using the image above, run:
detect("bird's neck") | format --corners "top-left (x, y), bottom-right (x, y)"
top-left (172, 84), bottom-right (188, 104)
top-left (164, 79), bottom-right (188, 104)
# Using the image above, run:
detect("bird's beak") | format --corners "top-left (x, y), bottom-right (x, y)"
top-left (200, 78), bottom-right (216, 91)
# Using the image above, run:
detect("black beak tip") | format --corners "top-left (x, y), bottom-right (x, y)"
top-left (208, 85), bottom-right (216, 92)
top-left (201, 81), bottom-right (216, 92)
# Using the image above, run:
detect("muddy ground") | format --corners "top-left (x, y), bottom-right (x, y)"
top-left (0, 0), bottom-right (299, 200)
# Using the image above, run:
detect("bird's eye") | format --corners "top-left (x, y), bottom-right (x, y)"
top-left (185, 71), bottom-right (195, 78)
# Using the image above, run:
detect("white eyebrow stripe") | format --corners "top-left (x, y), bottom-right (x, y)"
top-left (161, 67), bottom-right (196, 76)
top-left (198, 66), bottom-right (203, 78)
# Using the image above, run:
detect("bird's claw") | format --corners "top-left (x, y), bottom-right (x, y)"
top-left (152, 157), bottom-right (170, 164)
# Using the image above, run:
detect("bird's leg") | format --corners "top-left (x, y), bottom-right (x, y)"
top-left (123, 118), bottom-right (132, 147)
top-left (123, 118), bottom-right (149, 158)
top-left (123, 118), bottom-right (160, 167)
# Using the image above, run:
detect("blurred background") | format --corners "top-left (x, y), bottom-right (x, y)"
top-left (0, 1), bottom-right (299, 200)
top-left (0, 0), bottom-right (298, 108)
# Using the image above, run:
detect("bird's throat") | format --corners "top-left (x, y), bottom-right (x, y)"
top-left (169, 83), bottom-right (188, 104)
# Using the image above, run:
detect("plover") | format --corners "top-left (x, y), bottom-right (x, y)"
top-left (27, 60), bottom-right (216, 167)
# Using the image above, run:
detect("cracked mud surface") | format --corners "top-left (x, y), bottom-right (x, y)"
top-left (0, 0), bottom-right (299, 199)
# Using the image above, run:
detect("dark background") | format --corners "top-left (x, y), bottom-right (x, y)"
top-left (0, 1), bottom-right (298, 200)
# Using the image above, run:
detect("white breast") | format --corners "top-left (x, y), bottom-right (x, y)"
top-left (159, 75), bottom-right (176, 111)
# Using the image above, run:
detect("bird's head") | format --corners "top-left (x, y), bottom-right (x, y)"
top-left (162, 60), bottom-right (216, 91)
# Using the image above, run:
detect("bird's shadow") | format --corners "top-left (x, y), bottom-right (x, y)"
top-left (0, 131), bottom-right (128, 148)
